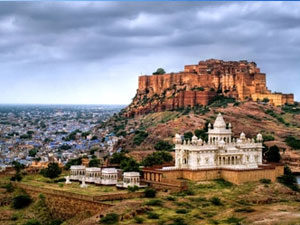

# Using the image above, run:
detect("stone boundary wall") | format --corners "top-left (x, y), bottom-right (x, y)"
top-left (14, 183), bottom-right (113, 219)
top-left (143, 164), bottom-right (284, 185)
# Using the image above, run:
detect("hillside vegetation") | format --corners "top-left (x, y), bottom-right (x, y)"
top-left (102, 101), bottom-right (300, 152)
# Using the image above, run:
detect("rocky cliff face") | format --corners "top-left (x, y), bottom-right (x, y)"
top-left (124, 59), bottom-right (293, 117)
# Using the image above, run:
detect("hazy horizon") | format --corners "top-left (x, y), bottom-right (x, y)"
top-left (0, 2), bottom-right (299, 104)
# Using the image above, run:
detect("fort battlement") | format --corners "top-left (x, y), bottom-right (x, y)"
top-left (125, 59), bottom-right (294, 116)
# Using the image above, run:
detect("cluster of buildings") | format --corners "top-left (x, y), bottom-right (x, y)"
top-left (68, 166), bottom-right (145, 189)
top-left (0, 105), bottom-right (124, 170)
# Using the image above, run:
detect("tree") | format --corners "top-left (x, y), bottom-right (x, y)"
top-left (262, 98), bottom-right (270, 103)
top-left (265, 145), bottom-right (281, 163)
top-left (29, 149), bottom-right (38, 157)
top-left (89, 158), bottom-right (101, 167)
top-left (154, 140), bottom-right (173, 151)
top-left (12, 194), bottom-right (32, 209)
top-left (277, 166), bottom-right (299, 192)
top-left (40, 163), bottom-right (62, 179)
top-left (183, 132), bottom-right (193, 141)
top-left (110, 152), bottom-right (129, 165)
top-left (152, 68), bottom-right (166, 75)
top-left (64, 157), bottom-right (82, 170)
top-left (133, 130), bottom-right (148, 145)
top-left (120, 158), bottom-right (140, 172)
top-left (142, 151), bottom-right (173, 167)
top-left (12, 161), bottom-right (25, 174)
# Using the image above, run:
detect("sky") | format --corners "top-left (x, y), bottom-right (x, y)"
top-left (0, 1), bottom-right (299, 105)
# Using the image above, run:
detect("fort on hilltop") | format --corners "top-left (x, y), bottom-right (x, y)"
top-left (125, 59), bottom-right (294, 116)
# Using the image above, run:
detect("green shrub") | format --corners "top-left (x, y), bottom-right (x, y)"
top-left (23, 219), bottom-right (41, 225)
top-left (262, 134), bottom-right (275, 142)
top-left (210, 197), bottom-right (222, 206)
top-left (222, 217), bottom-right (243, 224)
top-left (285, 136), bottom-right (300, 149)
top-left (12, 194), bottom-right (32, 209)
top-left (166, 196), bottom-right (176, 201)
top-left (128, 185), bottom-right (139, 193)
top-left (234, 207), bottom-right (255, 213)
top-left (133, 131), bottom-right (148, 145)
top-left (10, 214), bottom-right (18, 221)
top-left (215, 178), bottom-right (233, 188)
top-left (260, 178), bottom-right (271, 184)
top-left (277, 166), bottom-right (299, 192)
top-left (2, 182), bottom-right (14, 192)
top-left (147, 212), bottom-right (159, 219)
top-left (134, 216), bottom-right (144, 224)
top-left (265, 145), bottom-right (281, 163)
top-left (154, 140), bottom-right (173, 151)
top-left (176, 209), bottom-right (189, 214)
top-left (99, 213), bottom-right (119, 224)
top-left (171, 217), bottom-right (187, 225)
top-left (145, 199), bottom-right (163, 206)
top-left (142, 151), bottom-right (173, 167)
top-left (144, 188), bottom-right (156, 198)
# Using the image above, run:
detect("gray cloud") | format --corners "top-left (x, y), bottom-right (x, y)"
top-left (0, 1), bottom-right (299, 104)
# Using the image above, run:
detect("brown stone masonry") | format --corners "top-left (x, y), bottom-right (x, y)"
top-left (125, 59), bottom-right (294, 116)
top-left (142, 164), bottom-right (284, 186)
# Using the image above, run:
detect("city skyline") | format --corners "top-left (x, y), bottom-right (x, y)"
top-left (0, 1), bottom-right (299, 104)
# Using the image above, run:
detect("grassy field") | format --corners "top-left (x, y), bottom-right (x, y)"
top-left (113, 179), bottom-right (300, 225)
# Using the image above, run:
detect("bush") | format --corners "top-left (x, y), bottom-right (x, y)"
top-left (142, 151), bottom-right (173, 167)
top-left (262, 134), bottom-right (275, 142)
top-left (234, 207), bottom-right (255, 213)
top-left (210, 197), bottom-right (222, 206)
top-left (277, 166), bottom-right (299, 192)
top-left (145, 199), bottom-right (162, 206)
top-left (166, 196), bottom-right (176, 201)
top-left (23, 219), bottom-right (41, 225)
top-left (285, 136), bottom-right (300, 149)
top-left (171, 217), bottom-right (187, 225)
top-left (175, 209), bottom-right (189, 214)
top-left (147, 212), bottom-right (159, 219)
top-left (12, 194), bottom-right (32, 209)
top-left (265, 145), bottom-right (281, 163)
top-left (133, 131), bottom-right (148, 145)
top-left (260, 178), bottom-right (271, 184)
top-left (40, 163), bottom-right (62, 179)
top-left (10, 173), bottom-right (22, 182)
top-left (144, 188), bottom-right (157, 198)
top-left (134, 216), bottom-right (144, 224)
top-left (99, 213), bottom-right (119, 224)
top-left (154, 140), bottom-right (173, 151)
top-left (128, 185), bottom-right (139, 193)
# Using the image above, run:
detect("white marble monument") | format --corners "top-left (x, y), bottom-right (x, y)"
top-left (172, 113), bottom-right (263, 170)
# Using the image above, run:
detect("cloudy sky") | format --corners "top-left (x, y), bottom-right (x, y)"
top-left (0, 1), bottom-right (299, 104)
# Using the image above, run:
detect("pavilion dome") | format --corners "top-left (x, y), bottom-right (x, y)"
top-left (192, 135), bottom-right (198, 141)
top-left (213, 113), bottom-right (227, 128)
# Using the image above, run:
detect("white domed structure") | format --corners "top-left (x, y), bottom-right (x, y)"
top-left (174, 113), bottom-right (263, 170)
top-left (256, 133), bottom-right (263, 142)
